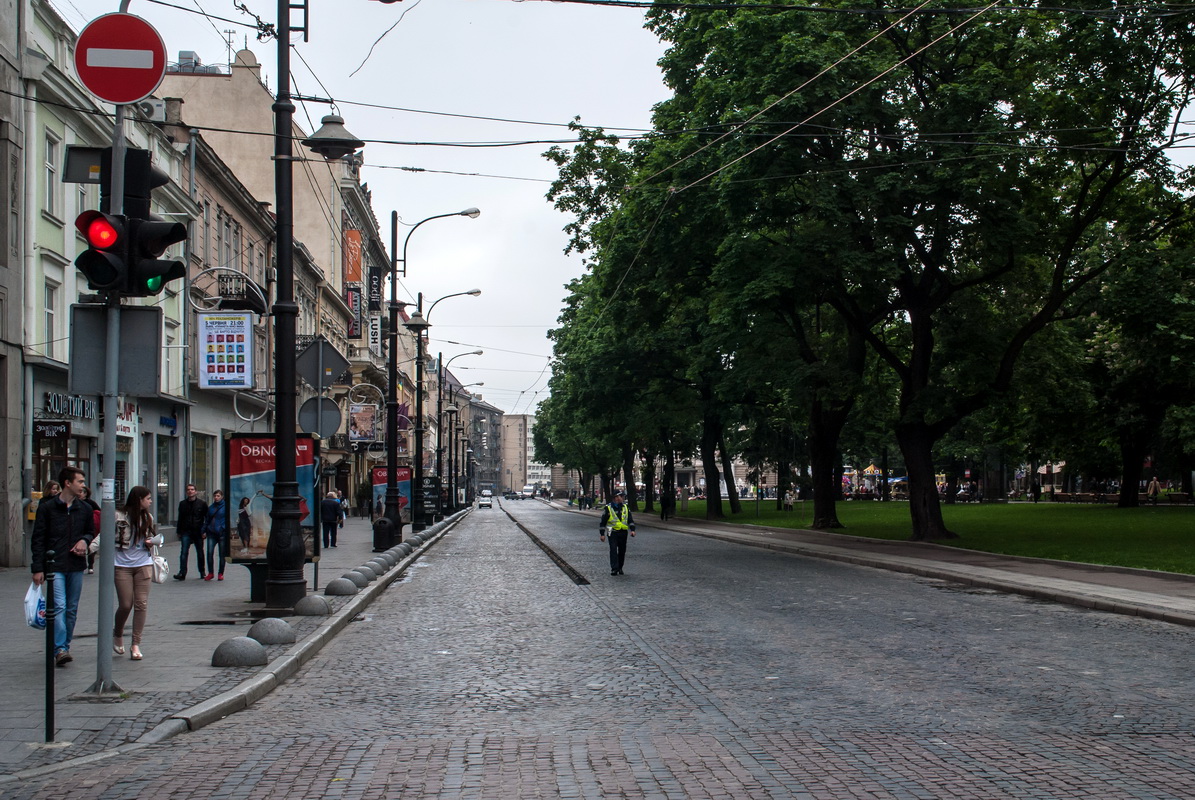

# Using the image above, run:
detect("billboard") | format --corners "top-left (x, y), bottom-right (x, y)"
top-left (371, 466), bottom-right (411, 524)
top-left (227, 434), bottom-right (319, 561)
top-left (197, 313), bottom-right (254, 389)
top-left (349, 403), bottom-right (378, 441)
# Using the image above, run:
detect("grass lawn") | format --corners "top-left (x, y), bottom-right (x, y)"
top-left (670, 499), bottom-right (1195, 574)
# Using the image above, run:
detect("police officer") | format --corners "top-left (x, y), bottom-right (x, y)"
top-left (599, 490), bottom-right (636, 576)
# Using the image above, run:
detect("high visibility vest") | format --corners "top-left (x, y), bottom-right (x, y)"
top-left (608, 503), bottom-right (630, 531)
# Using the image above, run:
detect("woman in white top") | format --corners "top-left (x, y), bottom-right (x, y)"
top-left (113, 485), bottom-right (156, 660)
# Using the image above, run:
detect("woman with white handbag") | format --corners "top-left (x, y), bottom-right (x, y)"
top-left (111, 485), bottom-right (160, 661)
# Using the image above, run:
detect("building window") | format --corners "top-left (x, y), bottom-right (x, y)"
top-left (203, 201), bottom-right (211, 264)
top-left (223, 217), bottom-right (232, 268)
top-left (44, 281), bottom-right (58, 359)
top-left (233, 224), bottom-right (242, 271)
top-left (215, 210), bottom-right (223, 266)
top-left (44, 133), bottom-right (61, 219)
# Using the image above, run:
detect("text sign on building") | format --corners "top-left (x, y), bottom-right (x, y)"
top-left (346, 286), bottom-right (363, 339)
top-left (74, 13), bottom-right (167, 105)
top-left (369, 315), bottom-right (381, 356)
top-left (197, 312), bottom-right (254, 389)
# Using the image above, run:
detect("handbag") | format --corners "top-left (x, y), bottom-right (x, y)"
top-left (25, 582), bottom-right (47, 629)
top-left (151, 547), bottom-right (169, 584)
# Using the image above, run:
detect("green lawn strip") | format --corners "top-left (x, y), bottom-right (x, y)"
top-left (669, 500), bottom-right (1195, 574)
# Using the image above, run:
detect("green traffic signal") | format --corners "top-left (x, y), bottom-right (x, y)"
top-left (126, 218), bottom-right (188, 297)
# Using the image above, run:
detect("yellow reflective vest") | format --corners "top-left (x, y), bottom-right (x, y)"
top-left (606, 503), bottom-right (630, 531)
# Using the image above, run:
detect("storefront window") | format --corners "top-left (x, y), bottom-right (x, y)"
top-left (191, 433), bottom-right (215, 496)
top-left (157, 435), bottom-right (176, 523)
top-left (34, 437), bottom-right (88, 490)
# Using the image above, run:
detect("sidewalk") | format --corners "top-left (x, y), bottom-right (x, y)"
top-left (0, 515), bottom-right (445, 780)
top-left (553, 500), bottom-right (1195, 627)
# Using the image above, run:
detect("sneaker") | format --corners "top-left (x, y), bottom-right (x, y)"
top-left (55, 650), bottom-right (72, 667)
top-left (204, 573), bottom-right (214, 581)
top-left (173, 573), bottom-right (185, 581)
top-left (217, 574), bottom-right (224, 581)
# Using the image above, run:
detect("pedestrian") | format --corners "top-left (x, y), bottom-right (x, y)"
top-left (236, 496), bottom-right (252, 551)
top-left (81, 485), bottom-right (101, 574)
top-left (321, 491), bottom-right (345, 548)
top-left (1146, 476), bottom-right (1162, 506)
top-left (599, 489), bottom-right (636, 576)
top-left (111, 485), bottom-right (157, 661)
top-left (1030, 480), bottom-right (1042, 504)
top-left (31, 467), bottom-right (95, 666)
top-left (174, 483), bottom-right (208, 580)
top-left (203, 489), bottom-right (229, 581)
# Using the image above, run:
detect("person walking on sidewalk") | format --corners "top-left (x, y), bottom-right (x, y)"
top-left (203, 490), bottom-right (229, 581)
top-left (321, 491), bottom-right (345, 548)
top-left (31, 467), bottom-right (95, 666)
top-left (112, 486), bottom-right (157, 661)
top-left (174, 484), bottom-right (207, 580)
top-left (599, 490), bottom-right (636, 576)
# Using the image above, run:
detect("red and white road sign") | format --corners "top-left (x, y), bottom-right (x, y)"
top-left (74, 13), bottom-right (167, 105)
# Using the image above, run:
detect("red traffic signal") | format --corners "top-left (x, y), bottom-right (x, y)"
top-left (74, 210), bottom-right (128, 290)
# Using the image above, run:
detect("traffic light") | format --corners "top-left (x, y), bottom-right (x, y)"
top-left (126, 218), bottom-right (188, 297)
top-left (74, 210), bottom-right (128, 291)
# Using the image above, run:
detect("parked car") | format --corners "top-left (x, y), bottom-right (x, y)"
top-left (478, 495), bottom-right (492, 509)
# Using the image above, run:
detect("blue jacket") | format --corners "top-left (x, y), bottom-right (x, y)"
top-left (205, 499), bottom-right (228, 534)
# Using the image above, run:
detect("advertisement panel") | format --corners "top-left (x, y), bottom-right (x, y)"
top-left (198, 313), bottom-right (254, 389)
top-left (367, 264), bottom-right (383, 312)
top-left (346, 285), bottom-right (363, 339)
top-left (371, 466), bottom-right (411, 524)
top-left (227, 434), bottom-right (319, 561)
top-left (348, 403), bottom-right (378, 441)
top-left (344, 229), bottom-right (363, 283)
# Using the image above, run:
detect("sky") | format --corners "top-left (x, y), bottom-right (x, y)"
top-left (51, 0), bottom-right (672, 415)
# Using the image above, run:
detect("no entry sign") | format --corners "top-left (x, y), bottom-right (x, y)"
top-left (74, 13), bottom-right (167, 105)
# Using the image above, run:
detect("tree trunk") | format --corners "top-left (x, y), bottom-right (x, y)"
top-left (720, 437), bottom-right (742, 515)
top-left (663, 441), bottom-right (676, 517)
top-left (809, 399), bottom-right (848, 529)
top-left (1117, 433), bottom-right (1148, 508)
top-left (896, 421), bottom-right (958, 540)
top-left (622, 444), bottom-right (638, 511)
top-left (701, 410), bottom-right (724, 519)
top-left (640, 448), bottom-right (656, 513)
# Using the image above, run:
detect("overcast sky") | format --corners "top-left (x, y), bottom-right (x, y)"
top-left (52, 0), bottom-right (671, 415)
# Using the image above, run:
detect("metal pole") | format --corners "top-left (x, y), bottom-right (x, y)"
top-left (378, 210), bottom-right (403, 549)
top-left (266, 0), bottom-right (306, 608)
top-left (412, 294), bottom-right (427, 532)
top-left (44, 554), bottom-right (55, 742)
top-left (435, 351), bottom-right (444, 520)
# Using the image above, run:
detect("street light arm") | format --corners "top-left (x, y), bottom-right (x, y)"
top-left (397, 209), bottom-right (480, 277)
top-left (426, 290), bottom-right (482, 322)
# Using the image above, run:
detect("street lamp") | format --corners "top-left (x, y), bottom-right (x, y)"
top-left (267, 2), bottom-right (363, 608)
top-left (373, 209), bottom-right (479, 546)
top-left (436, 350), bottom-right (482, 516)
top-left (444, 403), bottom-right (459, 511)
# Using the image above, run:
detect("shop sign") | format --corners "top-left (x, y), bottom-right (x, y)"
top-left (34, 421), bottom-right (72, 440)
top-left (44, 392), bottom-right (98, 419)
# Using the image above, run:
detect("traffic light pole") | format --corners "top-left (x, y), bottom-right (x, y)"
top-left (86, 104), bottom-right (126, 696)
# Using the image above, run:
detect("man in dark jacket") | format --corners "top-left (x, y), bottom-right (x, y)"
top-left (175, 483), bottom-right (208, 580)
top-left (31, 467), bottom-right (95, 666)
top-left (320, 491), bottom-right (345, 548)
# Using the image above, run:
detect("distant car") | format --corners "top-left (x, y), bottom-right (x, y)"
top-left (478, 496), bottom-right (492, 509)
top-left (481, 489), bottom-right (493, 497)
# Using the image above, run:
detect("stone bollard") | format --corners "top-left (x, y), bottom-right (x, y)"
top-left (341, 571), bottom-right (370, 587)
top-left (212, 636), bottom-right (268, 667)
top-left (247, 617), bottom-right (297, 645)
top-left (351, 566), bottom-right (378, 582)
top-left (324, 577), bottom-right (360, 596)
top-left (293, 595), bottom-right (332, 616)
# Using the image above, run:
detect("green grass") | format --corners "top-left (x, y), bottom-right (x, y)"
top-left (668, 499), bottom-right (1195, 574)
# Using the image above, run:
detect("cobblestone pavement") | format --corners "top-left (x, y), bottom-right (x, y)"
top-left (8, 500), bottom-right (1195, 799)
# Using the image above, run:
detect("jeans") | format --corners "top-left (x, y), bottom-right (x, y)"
top-left (205, 531), bottom-right (229, 576)
top-left (178, 534), bottom-right (205, 577)
top-left (607, 530), bottom-right (629, 572)
top-left (321, 518), bottom-right (340, 547)
top-left (49, 570), bottom-right (84, 654)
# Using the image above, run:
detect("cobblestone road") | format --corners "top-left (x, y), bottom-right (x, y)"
top-left (10, 501), bottom-right (1195, 799)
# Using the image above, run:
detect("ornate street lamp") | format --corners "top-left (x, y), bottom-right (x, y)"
top-left (373, 210), bottom-right (478, 546)
top-left (267, 1), bottom-right (363, 608)
top-left (436, 351), bottom-right (482, 517)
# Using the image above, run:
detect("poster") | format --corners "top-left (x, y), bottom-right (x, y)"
top-left (371, 466), bottom-right (411, 524)
top-left (227, 434), bottom-right (319, 561)
top-left (349, 403), bottom-right (378, 442)
top-left (197, 313), bottom-right (254, 389)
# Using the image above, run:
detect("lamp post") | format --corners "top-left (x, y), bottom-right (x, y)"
top-left (444, 403), bottom-right (458, 511)
top-left (267, 1), bottom-right (363, 608)
top-left (436, 351), bottom-right (482, 516)
top-left (373, 210), bottom-right (478, 546)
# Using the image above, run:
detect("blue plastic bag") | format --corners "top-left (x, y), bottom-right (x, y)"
top-left (25, 582), bottom-right (46, 630)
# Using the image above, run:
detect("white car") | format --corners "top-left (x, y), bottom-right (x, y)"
top-left (477, 496), bottom-right (492, 509)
